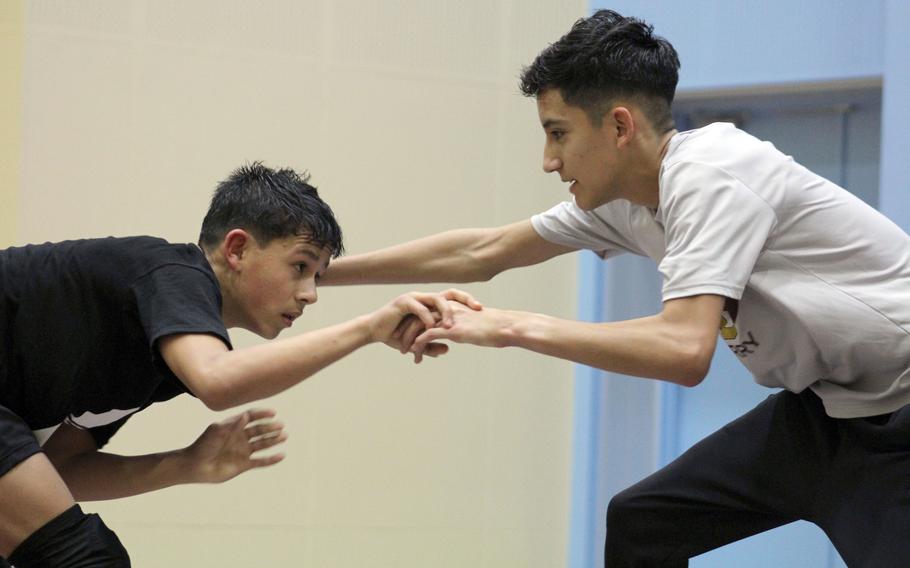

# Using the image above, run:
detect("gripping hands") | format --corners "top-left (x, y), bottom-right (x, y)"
top-left (368, 289), bottom-right (483, 363)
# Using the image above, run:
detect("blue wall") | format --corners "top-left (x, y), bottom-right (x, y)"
top-left (598, 0), bottom-right (883, 89)
top-left (570, 1), bottom-right (910, 566)
top-left (879, 0), bottom-right (910, 228)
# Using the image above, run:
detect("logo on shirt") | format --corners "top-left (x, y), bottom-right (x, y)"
top-left (719, 298), bottom-right (760, 358)
top-left (720, 310), bottom-right (738, 340)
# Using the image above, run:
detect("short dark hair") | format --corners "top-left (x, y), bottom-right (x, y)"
top-left (519, 9), bottom-right (680, 131)
top-left (199, 162), bottom-right (344, 257)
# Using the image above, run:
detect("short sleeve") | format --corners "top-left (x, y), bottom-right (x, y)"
top-left (531, 201), bottom-right (637, 259)
top-left (132, 264), bottom-right (232, 350)
top-left (658, 161), bottom-right (777, 301)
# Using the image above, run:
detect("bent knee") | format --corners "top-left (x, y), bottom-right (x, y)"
top-left (607, 486), bottom-right (646, 527)
top-left (9, 505), bottom-right (130, 567)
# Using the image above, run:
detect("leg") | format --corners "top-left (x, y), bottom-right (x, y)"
top-left (814, 404), bottom-right (910, 566)
top-left (605, 390), bottom-right (835, 566)
top-left (0, 407), bottom-right (75, 558)
top-left (8, 503), bottom-right (130, 568)
top-left (0, 406), bottom-right (130, 566)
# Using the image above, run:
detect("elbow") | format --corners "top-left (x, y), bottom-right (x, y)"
top-left (196, 380), bottom-right (236, 411)
top-left (187, 368), bottom-right (235, 412)
top-left (672, 343), bottom-right (714, 388)
top-left (675, 367), bottom-right (708, 388)
top-left (200, 392), bottom-right (233, 412)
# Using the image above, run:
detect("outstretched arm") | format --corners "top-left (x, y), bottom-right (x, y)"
top-left (320, 220), bottom-right (578, 285)
top-left (43, 409), bottom-right (286, 502)
top-left (410, 295), bottom-right (725, 386)
top-left (160, 290), bottom-right (475, 411)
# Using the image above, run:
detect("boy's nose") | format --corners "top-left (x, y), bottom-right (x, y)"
top-left (298, 281), bottom-right (318, 305)
top-left (543, 156), bottom-right (562, 173)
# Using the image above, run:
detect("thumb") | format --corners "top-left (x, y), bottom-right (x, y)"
top-left (220, 410), bottom-right (250, 429)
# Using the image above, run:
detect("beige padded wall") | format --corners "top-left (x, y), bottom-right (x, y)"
top-left (19, 1), bottom-right (584, 566)
top-left (0, 0), bottom-right (22, 247)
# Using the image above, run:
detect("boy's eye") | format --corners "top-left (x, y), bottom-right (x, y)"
top-left (550, 131), bottom-right (564, 141)
top-left (295, 263), bottom-right (307, 273)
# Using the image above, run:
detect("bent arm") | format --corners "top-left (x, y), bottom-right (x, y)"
top-left (414, 294), bottom-right (725, 386)
top-left (161, 316), bottom-right (373, 411)
top-left (43, 423), bottom-right (198, 501)
top-left (321, 220), bottom-right (578, 285)
top-left (160, 290), bottom-right (472, 411)
top-left (43, 410), bottom-right (286, 501)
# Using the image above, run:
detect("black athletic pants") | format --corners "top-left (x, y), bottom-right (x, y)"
top-left (605, 389), bottom-right (910, 567)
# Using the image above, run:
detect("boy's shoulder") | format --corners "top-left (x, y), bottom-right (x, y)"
top-left (2, 236), bottom-right (213, 291)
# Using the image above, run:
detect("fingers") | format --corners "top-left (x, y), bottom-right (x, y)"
top-left (244, 412), bottom-right (288, 462)
top-left (248, 430), bottom-right (289, 453)
top-left (398, 293), bottom-right (440, 329)
top-left (392, 314), bottom-right (416, 340)
top-left (249, 453), bottom-right (285, 468)
top-left (392, 315), bottom-right (425, 353)
top-left (411, 327), bottom-right (448, 356)
top-left (443, 288), bottom-right (483, 311)
top-left (422, 342), bottom-right (449, 358)
top-left (398, 289), bottom-right (482, 328)
top-left (220, 407), bottom-right (275, 428)
top-left (399, 316), bottom-right (429, 353)
top-left (243, 408), bottom-right (277, 421)
top-left (235, 408), bottom-right (287, 449)
top-left (245, 420), bottom-right (284, 439)
top-left (411, 342), bottom-right (449, 364)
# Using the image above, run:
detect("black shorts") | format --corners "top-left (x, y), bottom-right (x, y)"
top-left (0, 403), bottom-right (42, 478)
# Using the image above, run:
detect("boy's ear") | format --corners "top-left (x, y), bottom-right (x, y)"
top-left (611, 105), bottom-right (636, 149)
top-left (222, 229), bottom-right (252, 271)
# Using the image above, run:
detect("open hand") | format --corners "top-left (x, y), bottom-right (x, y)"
top-left (185, 408), bottom-right (287, 484)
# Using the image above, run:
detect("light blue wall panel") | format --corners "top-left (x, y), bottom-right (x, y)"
top-left (590, 0), bottom-right (883, 90)
top-left (878, 0), bottom-right (910, 229)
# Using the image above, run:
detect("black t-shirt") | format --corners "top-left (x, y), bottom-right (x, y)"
top-left (0, 236), bottom-right (231, 447)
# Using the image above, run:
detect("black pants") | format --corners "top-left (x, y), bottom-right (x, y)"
top-left (605, 389), bottom-right (910, 567)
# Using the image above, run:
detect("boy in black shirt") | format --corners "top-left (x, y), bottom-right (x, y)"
top-left (0, 163), bottom-right (475, 567)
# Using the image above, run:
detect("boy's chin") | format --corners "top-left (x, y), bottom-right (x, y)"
top-left (251, 325), bottom-right (283, 340)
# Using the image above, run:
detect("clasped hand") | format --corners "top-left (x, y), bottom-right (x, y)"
top-left (369, 289), bottom-right (483, 363)
top-left (378, 292), bottom-right (511, 363)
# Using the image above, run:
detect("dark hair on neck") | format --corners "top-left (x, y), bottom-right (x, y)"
top-left (519, 9), bottom-right (680, 131)
top-left (198, 162), bottom-right (344, 257)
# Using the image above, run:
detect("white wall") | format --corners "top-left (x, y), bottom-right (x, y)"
top-left (10, 1), bottom-right (585, 566)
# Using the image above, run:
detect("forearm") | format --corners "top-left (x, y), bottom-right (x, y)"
top-left (409, 296), bottom-right (721, 384)
top-left (203, 316), bottom-right (374, 410)
top-left (502, 311), bottom-right (712, 385)
top-left (322, 228), bottom-right (500, 285)
top-left (55, 449), bottom-right (195, 501)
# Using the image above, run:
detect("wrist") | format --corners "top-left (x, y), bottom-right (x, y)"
top-left (501, 310), bottom-right (548, 349)
top-left (176, 446), bottom-right (209, 484)
top-left (354, 313), bottom-right (382, 345)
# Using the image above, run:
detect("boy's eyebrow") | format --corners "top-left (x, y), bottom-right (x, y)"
top-left (298, 247), bottom-right (331, 271)
top-left (542, 118), bottom-right (568, 130)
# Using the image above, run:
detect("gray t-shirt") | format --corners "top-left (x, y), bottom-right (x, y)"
top-left (532, 122), bottom-right (910, 418)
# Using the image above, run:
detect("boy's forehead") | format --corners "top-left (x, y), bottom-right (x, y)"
top-left (538, 90), bottom-right (585, 123)
top-left (287, 235), bottom-right (332, 262)
top-left (537, 89), bottom-right (569, 111)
